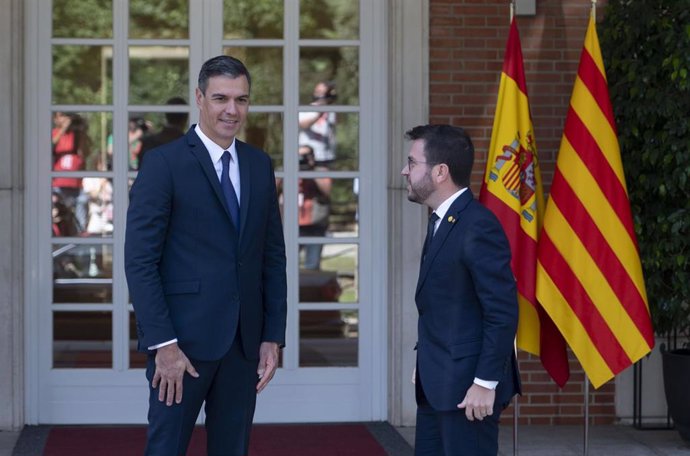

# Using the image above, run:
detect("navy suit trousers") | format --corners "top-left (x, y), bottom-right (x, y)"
top-left (144, 335), bottom-right (259, 456)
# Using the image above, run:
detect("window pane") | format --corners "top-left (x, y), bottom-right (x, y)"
top-left (297, 112), bottom-right (358, 171)
top-left (222, 47), bottom-right (283, 105)
top-left (296, 177), bottom-right (358, 240)
top-left (238, 112), bottom-right (284, 171)
top-left (224, 0), bottom-right (283, 39)
top-left (299, 47), bottom-right (359, 105)
top-left (126, 106), bottom-right (190, 170)
top-left (53, 0), bottom-right (113, 39)
top-left (129, 0), bottom-right (189, 39)
top-left (129, 46), bottom-right (189, 105)
top-left (299, 310), bottom-right (357, 367)
top-left (298, 244), bottom-right (357, 302)
top-left (53, 311), bottom-right (112, 368)
top-left (53, 244), bottom-right (113, 302)
top-left (53, 45), bottom-right (113, 105)
top-left (129, 312), bottom-right (146, 368)
top-left (300, 0), bottom-right (358, 40)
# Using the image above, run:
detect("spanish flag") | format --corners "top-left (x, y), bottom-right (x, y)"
top-left (535, 15), bottom-right (655, 388)
top-left (480, 18), bottom-right (570, 386)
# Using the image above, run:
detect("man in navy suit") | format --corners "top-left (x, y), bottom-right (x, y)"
top-left (401, 125), bottom-right (520, 456)
top-left (125, 56), bottom-right (286, 456)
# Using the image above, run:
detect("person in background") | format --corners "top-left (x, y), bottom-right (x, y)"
top-left (298, 81), bottom-right (337, 168)
top-left (125, 55), bottom-right (286, 456)
top-left (139, 97), bottom-right (189, 168)
top-left (297, 144), bottom-right (332, 270)
top-left (401, 124), bottom-right (520, 456)
top-left (52, 112), bottom-right (90, 233)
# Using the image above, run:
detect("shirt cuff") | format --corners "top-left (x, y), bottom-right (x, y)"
top-left (474, 378), bottom-right (498, 390)
top-left (148, 338), bottom-right (178, 350)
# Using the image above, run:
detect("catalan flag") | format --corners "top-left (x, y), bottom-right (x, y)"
top-left (479, 18), bottom-right (569, 386)
top-left (535, 15), bottom-right (655, 388)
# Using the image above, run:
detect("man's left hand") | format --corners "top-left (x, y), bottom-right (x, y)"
top-left (256, 342), bottom-right (279, 393)
top-left (457, 383), bottom-right (495, 421)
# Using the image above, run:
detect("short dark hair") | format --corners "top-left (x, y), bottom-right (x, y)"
top-left (404, 124), bottom-right (474, 188)
top-left (198, 55), bottom-right (252, 95)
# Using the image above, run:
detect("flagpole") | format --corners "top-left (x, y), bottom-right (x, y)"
top-left (507, 3), bottom-right (517, 455)
top-left (583, 375), bottom-right (590, 456)
top-left (584, 5), bottom-right (595, 452)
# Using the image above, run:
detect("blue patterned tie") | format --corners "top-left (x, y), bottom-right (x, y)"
top-left (221, 151), bottom-right (240, 228)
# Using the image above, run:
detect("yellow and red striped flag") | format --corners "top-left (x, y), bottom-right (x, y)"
top-left (535, 15), bottom-right (655, 388)
top-left (480, 18), bottom-right (570, 386)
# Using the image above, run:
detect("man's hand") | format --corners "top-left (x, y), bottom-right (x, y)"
top-left (457, 383), bottom-right (496, 421)
top-left (256, 342), bottom-right (280, 393)
top-left (152, 343), bottom-right (199, 406)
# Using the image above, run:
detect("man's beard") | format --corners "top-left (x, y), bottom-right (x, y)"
top-left (407, 171), bottom-right (434, 204)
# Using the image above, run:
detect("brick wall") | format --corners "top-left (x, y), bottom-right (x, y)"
top-left (428, 0), bottom-right (615, 425)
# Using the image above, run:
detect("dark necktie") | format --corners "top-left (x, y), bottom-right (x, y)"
top-left (422, 212), bottom-right (439, 261)
top-left (221, 151), bottom-right (240, 228)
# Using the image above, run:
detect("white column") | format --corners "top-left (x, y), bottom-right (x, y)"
top-left (387, 0), bottom-right (429, 427)
top-left (0, 0), bottom-right (25, 431)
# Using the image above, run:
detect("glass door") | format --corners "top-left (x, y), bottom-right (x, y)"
top-left (29, 0), bottom-right (386, 424)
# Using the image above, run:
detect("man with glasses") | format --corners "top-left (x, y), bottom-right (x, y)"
top-left (401, 124), bottom-right (520, 456)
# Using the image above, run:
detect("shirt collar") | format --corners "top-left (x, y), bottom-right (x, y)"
top-left (194, 124), bottom-right (237, 164)
top-left (434, 187), bottom-right (467, 221)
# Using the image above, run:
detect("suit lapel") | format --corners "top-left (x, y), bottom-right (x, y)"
top-left (187, 129), bottom-right (239, 235)
top-left (416, 190), bottom-right (474, 296)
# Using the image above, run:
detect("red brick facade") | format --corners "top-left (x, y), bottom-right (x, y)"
top-left (429, 0), bottom-right (616, 425)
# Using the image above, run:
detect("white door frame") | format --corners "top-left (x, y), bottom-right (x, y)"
top-left (24, 0), bottom-right (389, 424)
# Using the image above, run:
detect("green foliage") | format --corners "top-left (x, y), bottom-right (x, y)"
top-left (601, 0), bottom-right (690, 338)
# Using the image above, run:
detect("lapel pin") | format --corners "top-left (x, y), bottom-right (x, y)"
top-left (447, 215), bottom-right (456, 223)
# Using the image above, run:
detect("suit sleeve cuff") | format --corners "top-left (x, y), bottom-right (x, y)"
top-left (474, 378), bottom-right (498, 390)
top-left (148, 338), bottom-right (178, 350)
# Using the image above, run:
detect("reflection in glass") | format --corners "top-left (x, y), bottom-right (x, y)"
top-left (299, 310), bottom-right (358, 367)
top-left (53, 244), bottom-right (113, 303)
top-left (53, 45), bottom-right (113, 105)
top-left (297, 112), bottom-right (358, 171)
top-left (52, 111), bottom-right (113, 173)
top-left (129, 46), bottom-right (189, 105)
top-left (53, 0), bottom-right (113, 39)
top-left (238, 112), bottom-right (284, 171)
top-left (298, 244), bottom-right (357, 303)
top-left (299, 47), bottom-right (359, 105)
top-left (224, 0), bottom-right (283, 39)
top-left (300, 0), bottom-right (359, 40)
top-left (297, 178), bottom-right (358, 242)
top-left (126, 105), bottom-right (189, 170)
top-left (130, 0), bottom-right (188, 39)
top-left (53, 311), bottom-right (112, 368)
top-left (129, 312), bottom-right (146, 368)
top-left (222, 47), bottom-right (283, 105)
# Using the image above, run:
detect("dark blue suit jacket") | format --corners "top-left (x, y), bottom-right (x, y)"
top-left (415, 190), bottom-right (520, 412)
top-left (124, 127), bottom-right (287, 362)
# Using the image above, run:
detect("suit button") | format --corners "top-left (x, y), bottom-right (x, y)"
top-left (238, 261), bottom-right (243, 267)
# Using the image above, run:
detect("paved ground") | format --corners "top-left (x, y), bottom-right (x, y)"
top-left (3, 424), bottom-right (689, 455)
top-left (397, 425), bottom-right (690, 456)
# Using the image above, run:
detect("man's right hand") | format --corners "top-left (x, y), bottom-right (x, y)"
top-left (152, 343), bottom-right (199, 406)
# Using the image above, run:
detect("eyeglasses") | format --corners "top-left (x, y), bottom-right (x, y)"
top-left (407, 156), bottom-right (431, 169)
